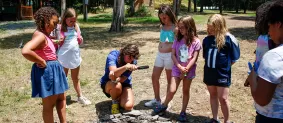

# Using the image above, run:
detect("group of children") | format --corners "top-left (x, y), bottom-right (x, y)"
top-left (21, 0), bottom-right (283, 122)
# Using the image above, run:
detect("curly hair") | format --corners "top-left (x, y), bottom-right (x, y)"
top-left (255, 1), bottom-right (275, 35)
top-left (267, 0), bottom-right (283, 24)
top-left (119, 44), bottom-right (140, 65)
top-left (34, 7), bottom-right (59, 33)
top-left (177, 16), bottom-right (198, 46)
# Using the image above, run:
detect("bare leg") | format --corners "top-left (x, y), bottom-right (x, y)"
top-left (217, 87), bottom-right (230, 123)
top-left (42, 95), bottom-right (58, 123)
top-left (207, 86), bottom-right (219, 120)
top-left (56, 93), bottom-right (67, 123)
top-left (105, 81), bottom-right (123, 100)
top-left (70, 66), bottom-right (81, 97)
top-left (163, 77), bottom-right (181, 106)
top-left (120, 87), bottom-right (134, 111)
top-left (181, 78), bottom-right (192, 112)
top-left (151, 66), bottom-right (163, 101)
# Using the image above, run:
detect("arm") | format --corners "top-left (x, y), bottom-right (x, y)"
top-left (185, 50), bottom-right (200, 70)
top-left (248, 70), bottom-right (277, 106)
top-left (171, 46), bottom-right (185, 73)
top-left (75, 23), bottom-right (83, 45)
top-left (246, 52), bottom-right (282, 106)
top-left (21, 32), bottom-right (46, 67)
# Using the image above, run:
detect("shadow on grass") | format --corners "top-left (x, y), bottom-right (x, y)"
top-left (0, 32), bottom-right (33, 49)
top-left (230, 16), bottom-right (255, 21)
top-left (0, 21), bottom-right (35, 30)
top-left (198, 27), bottom-right (256, 42)
top-left (157, 111), bottom-right (211, 123)
top-left (80, 25), bottom-right (159, 50)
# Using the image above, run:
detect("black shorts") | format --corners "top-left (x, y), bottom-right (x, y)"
top-left (101, 82), bottom-right (132, 98)
top-left (256, 112), bottom-right (283, 123)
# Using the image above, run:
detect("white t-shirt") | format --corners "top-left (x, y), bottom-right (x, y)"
top-left (256, 44), bottom-right (283, 119)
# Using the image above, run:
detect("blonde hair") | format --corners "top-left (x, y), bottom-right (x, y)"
top-left (207, 14), bottom-right (228, 50)
top-left (177, 16), bottom-right (198, 45)
top-left (61, 8), bottom-right (78, 32)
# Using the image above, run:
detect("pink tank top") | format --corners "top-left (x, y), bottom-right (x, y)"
top-left (35, 32), bottom-right (57, 61)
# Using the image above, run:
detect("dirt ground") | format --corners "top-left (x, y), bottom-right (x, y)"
top-left (0, 15), bottom-right (257, 123)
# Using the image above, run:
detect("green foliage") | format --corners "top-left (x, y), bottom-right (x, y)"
top-left (133, 5), bottom-right (152, 17)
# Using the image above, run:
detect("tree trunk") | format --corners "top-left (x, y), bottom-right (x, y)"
top-left (188, 0), bottom-right (191, 12)
top-left (61, 0), bottom-right (66, 16)
top-left (149, 0), bottom-right (153, 7)
top-left (235, 0), bottom-right (239, 13)
top-left (219, 0), bottom-right (223, 14)
top-left (83, 0), bottom-right (88, 22)
top-left (177, 0), bottom-right (181, 15)
top-left (129, 0), bottom-right (135, 17)
top-left (200, 0), bottom-right (203, 12)
top-left (173, 0), bottom-right (177, 16)
top-left (110, 0), bottom-right (125, 32)
top-left (244, 0), bottom-right (250, 14)
top-left (193, 0), bottom-right (197, 12)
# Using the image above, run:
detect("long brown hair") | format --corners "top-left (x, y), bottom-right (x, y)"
top-left (207, 14), bottom-right (228, 50)
top-left (158, 4), bottom-right (177, 25)
top-left (118, 44), bottom-right (140, 65)
top-left (177, 16), bottom-right (198, 46)
top-left (60, 8), bottom-right (78, 32)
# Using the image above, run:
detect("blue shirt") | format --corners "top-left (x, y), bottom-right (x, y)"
top-left (100, 50), bottom-right (137, 85)
top-left (202, 33), bottom-right (240, 84)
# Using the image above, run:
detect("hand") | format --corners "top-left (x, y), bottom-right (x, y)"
top-left (109, 71), bottom-right (116, 81)
top-left (37, 60), bottom-right (46, 68)
top-left (125, 63), bottom-right (137, 71)
top-left (245, 70), bottom-right (257, 87)
top-left (177, 64), bottom-right (187, 74)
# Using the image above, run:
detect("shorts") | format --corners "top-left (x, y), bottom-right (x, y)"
top-left (154, 52), bottom-right (173, 69)
top-left (172, 64), bottom-right (196, 79)
top-left (203, 78), bottom-right (231, 87)
top-left (101, 82), bottom-right (132, 98)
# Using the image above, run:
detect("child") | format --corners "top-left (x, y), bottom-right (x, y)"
top-left (21, 7), bottom-right (69, 122)
top-left (57, 8), bottom-right (91, 105)
top-left (153, 16), bottom-right (201, 122)
top-left (246, 1), bottom-right (283, 122)
top-left (145, 4), bottom-right (177, 107)
top-left (100, 44), bottom-right (140, 114)
top-left (203, 14), bottom-right (240, 123)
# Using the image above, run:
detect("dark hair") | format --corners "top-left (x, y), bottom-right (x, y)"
top-left (158, 5), bottom-right (177, 25)
top-left (255, 1), bottom-right (275, 35)
top-left (34, 7), bottom-right (59, 33)
top-left (61, 8), bottom-right (77, 32)
top-left (177, 16), bottom-right (198, 45)
top-left (119, 44), bottom-right (140, 65)
top-left (267, 0), bottom-right (283, 25)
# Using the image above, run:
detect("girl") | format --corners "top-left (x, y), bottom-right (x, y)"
top-left (145, 4), bottom-right (177, 107)
top-left (153, 16), bottom-right (201, 122)
top-left (246, 1), bottom-right (283, 122)
top-left (245, 1), bottom-right (276, 86)
top-left (58, 8), bottom-right (91, 105)
top-left (21, 7), bottom-right (69, 122)
top-left (100, 44), bottom-right (140, 114)
top-left (203, 14), bottom-right (240, 123)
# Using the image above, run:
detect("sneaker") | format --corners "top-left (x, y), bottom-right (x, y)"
top-left (178, 112), bottom-right (187, 122)
top-left (77, 96), bottom-right (91, 105)
top-left (145, 99), bottom-right (161, 107)
top-left (111, 103), bottom-right (120, 114)
top-left (205, 118), bottom-right (221, 123)
top-left (153, 103), bottom-right (167, 114)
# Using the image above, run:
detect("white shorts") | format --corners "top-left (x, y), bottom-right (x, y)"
top-left (154, 52), bottom-right (173, 70)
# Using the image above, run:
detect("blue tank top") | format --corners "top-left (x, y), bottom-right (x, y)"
top-left (160, 25), bottom-right (175, 43)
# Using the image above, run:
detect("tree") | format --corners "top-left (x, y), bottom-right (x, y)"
top-left (173, 0), bottom-right (181, 16)
top-left (149, 0), bottom-right (153, 7)
top-left (235, 0), bottom-right (239, 13)
top-left (200, 0), bottom-right (204, 12)
top-left (188, 0), bottom-right (191, 12)
top-left (61, 0), bottom-right (66, 15)
top-left (243, 0), bottom-right (250, 14)
top-left (110, 0), bottom-right (125, 32)
top-left (193, 0), bottom-right (197, 12)
top-left (219, 0), bottom-right (223, 14)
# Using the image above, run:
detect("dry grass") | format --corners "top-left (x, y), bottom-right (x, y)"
top-left (0, 14), bottom-right (257, 123)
